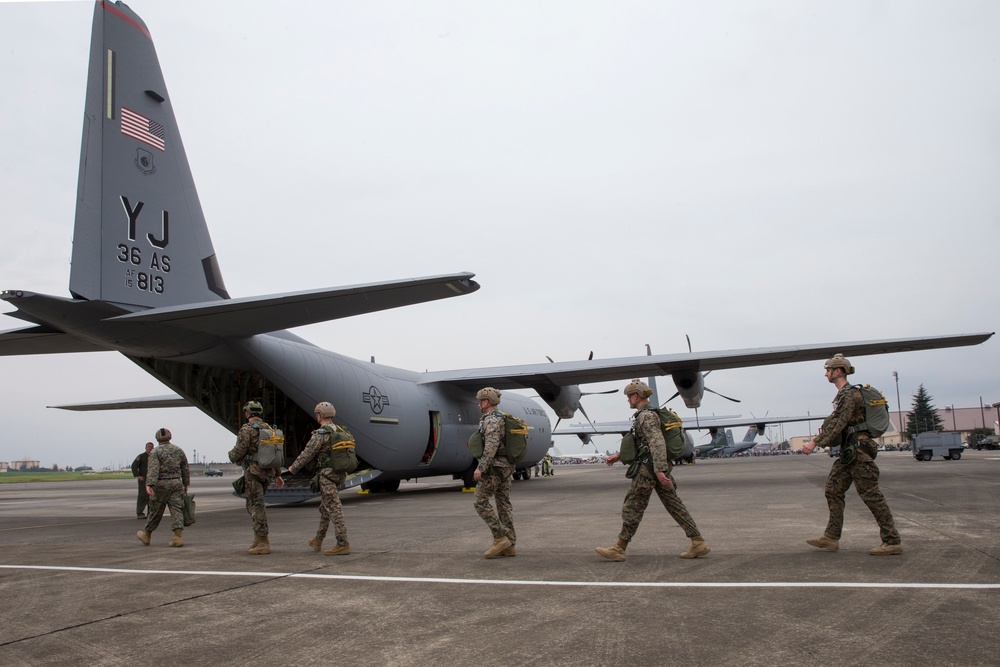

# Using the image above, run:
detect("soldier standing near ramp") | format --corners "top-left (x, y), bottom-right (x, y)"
top-left (282, 402), bottom-right (352, 556)
top-left (595, 379), bottom-right (710, 561)
top-left (229, 401), bottom-right (284, 555)
top-left (801, 354), bottom-right (902, 556)
top-left (473, 387), bottom-right (516, 559)
top-left (136, 428), bottom-right (189, 548)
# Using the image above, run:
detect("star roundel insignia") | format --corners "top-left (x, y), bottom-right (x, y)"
top-left (362, 386), bottom-right (390, 414)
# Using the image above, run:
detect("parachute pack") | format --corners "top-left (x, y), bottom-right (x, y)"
top-left (847, 384), bottom-right (892, 438)
top-left (621, 407), bottom-right (685, 464)
top-left (318, 423), bottom-right (359, 474)
top-left (250, 422), bottom-right (285, 471)
top-left (468, 412), bottom-right (529, 464)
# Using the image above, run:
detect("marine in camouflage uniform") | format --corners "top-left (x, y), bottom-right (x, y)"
top-left (802, 355), bottom-right (901, 556)
top-left (136, 428), bottom-right (189, 548)
top-left (285, 401), bottom-right (351, 556)
top-left (130, 441), bottom-right (154, 519)
top-left (473, 387), bottom-right (516, 559)
top-left (596, 380), bottom-right (710, 561)
top-left (228, 401), bottom-right (284, 555)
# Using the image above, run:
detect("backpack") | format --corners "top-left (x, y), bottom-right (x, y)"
top-left (652, 407), bottom-right (686, 461)
top-left (250, 422), bottom-right (285, 471)
top-left (318, 424), bottom-right (358, 474)
top-left (501, 412), bottom-right (529, 463)
top-left (467, 412), bottom-right (529, 463)
top-left (847, 384), bottom-right (892, 438)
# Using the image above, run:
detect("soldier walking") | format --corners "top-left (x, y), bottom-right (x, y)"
top-left (136, 428), bottom-right (189, 547)
top-left (283, 402), bottom-right (352, 556)
top-left (801, 355), bottom-right (902, 556)
top-left (473, 387), bottom-right (516, 558)
top-left (130, 441), bottom-right (154, 519)
top-left (595, 379), bottom-right (710, 561)
top-left (229, 401), bottom-right (284, 555)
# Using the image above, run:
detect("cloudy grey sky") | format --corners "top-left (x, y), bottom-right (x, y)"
top-left (1, 0), bottom-right (998, 468)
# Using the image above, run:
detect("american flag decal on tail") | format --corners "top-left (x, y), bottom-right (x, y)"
top-left (121, 107), bottom-right (165, 151)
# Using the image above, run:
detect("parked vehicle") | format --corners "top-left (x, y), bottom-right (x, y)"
top-left (912, 432), bottom-right (964, 461)
top-left (204, 468), bottom-right (223, 477)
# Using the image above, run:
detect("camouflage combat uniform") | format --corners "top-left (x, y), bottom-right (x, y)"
top-left (813, 384), bottom-right (900, 545)
top-left (131, 449), bottom-right (150, 518)
top-left (288, 427), bottom-right (349, 547)
top-left (229, 417), bottom-right (278, 539)
top-left (473, 410), bottom-right (516, 545)
top-left (617, 406), bottom-right (701, 544)
top-left (144, 441), bottom-right (189, 534)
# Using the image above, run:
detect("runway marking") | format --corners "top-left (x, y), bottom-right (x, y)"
top-left (2, 564), bottom-right (998, 590)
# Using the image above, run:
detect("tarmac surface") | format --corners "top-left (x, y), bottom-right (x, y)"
top-left (1, 450), bottom-right (999, 666)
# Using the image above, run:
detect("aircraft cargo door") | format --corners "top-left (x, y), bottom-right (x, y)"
top-left (419, 411), bottom-right (441, 466)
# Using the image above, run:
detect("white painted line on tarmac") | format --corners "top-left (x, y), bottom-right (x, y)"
top-left (2, 564), bottom-right (998, 589)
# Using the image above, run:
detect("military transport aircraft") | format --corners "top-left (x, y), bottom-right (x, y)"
top-left (0, 2), bottom-right (993, 501)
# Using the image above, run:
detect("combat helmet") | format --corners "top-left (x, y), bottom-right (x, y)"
top-left (824, 354), bottom-right (855, 375)
top-left (243, 400), bottom-right (264, 415)
top-left (315, 401), bottom-right (336, 418)
top-left (623, 379), bottom-right (654, 398)
top-left (155, 427), bottom-right (172, 443)
top-left (476, 387), bottom-right (502, 406)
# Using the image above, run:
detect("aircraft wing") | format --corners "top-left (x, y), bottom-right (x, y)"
top-left (103, 273), bottom-right (480, 337)
top-left (554, 414), bottom-right (822, 437)
top-left (49, 395), bottom-right (192, 411)
top-left (419, 333), bottom-right (993, 391)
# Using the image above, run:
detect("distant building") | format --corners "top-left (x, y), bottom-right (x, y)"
top-left (9, 457), bottom-right (41, 471)
top-left (0, 462), bottom-right (8, 473)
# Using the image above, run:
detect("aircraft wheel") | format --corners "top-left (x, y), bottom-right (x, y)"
top-left (462, 466), bottom-right (477, 488)
top-left (382, 479), bottom-right (400, 492)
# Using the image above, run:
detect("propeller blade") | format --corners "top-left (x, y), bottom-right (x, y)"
top-left (660, 391), bottom-right (680, 407)
top-left (578, 405), bottom-right (598, 430)
top-left (705, 387), bottom-right (741, 403)
top-left (582, 389), bottom-right (617, 397)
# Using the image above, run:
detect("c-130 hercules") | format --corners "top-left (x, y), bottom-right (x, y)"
top-left (0, 1), bottom-right (992, 500)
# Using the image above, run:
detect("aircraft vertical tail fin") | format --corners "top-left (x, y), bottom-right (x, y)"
top-left (70, 1), bottom-right (229, 307)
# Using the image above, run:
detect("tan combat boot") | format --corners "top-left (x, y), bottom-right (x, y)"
top-left (324, 542), bottom-right (351, 556)
top-left (168, 529), bottom-right (184, 548)
top-left (502, 543), bottom-right (517, 557)
top-left (136, 530), bottom-right (151, 546)
top-left (248, 536), bottom-right (271, 555)
top-left (870, 543), bottom-right (903, 556)
top-left (484, 536), bottom-right (512, 559)
top-left (806, 535), bottom-right (840, 552)
top-left (308, 536), bottom-right (323, 552)
top-left (595, 538), bottom-right (628, 562)
top-left (680, 536), bottom-right (710, 559)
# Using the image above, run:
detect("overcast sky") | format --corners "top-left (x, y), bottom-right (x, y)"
top-left (1, 0), bottom-right (998, 468)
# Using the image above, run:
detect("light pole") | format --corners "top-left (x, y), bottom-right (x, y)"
top-left (893, 371), bottom-right (904, 445)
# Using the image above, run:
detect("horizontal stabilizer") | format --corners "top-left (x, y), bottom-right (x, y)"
top-left (105, 273), bottom-right (480, 337)
top-left (421, 333), bottom-right (994, 392)
top-left (0, 325), bottom-right (112, 356)
top-left (49, 394), bottom-right (191, 411)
